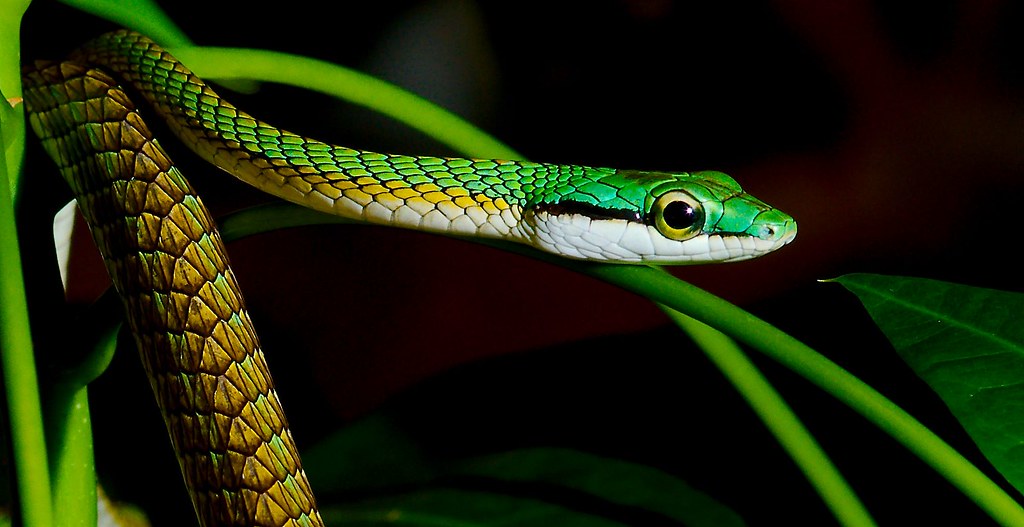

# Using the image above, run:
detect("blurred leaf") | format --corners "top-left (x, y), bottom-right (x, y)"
top-left (833, 273), bottom-right (1024, 493)
top-left (304, 414), bottom-right (438, 493)
top-left (321, 488), bottom-right (625, 527)
top-left (306, 415), bottom-right (744, 526)
top-left (456, 448), bottom-right (745, 527)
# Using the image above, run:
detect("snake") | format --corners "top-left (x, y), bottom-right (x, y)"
top-left (22, 30), bottom-right (796, 526)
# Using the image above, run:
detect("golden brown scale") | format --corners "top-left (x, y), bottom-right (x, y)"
top-left (23, 62), bottom-right (322, 526)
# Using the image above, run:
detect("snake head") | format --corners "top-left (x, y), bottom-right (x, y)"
top-left (523, 169), bottom-right (797, 264)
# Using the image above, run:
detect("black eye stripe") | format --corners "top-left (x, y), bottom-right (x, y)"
top-left (533, 201), bottom-right (642, 222)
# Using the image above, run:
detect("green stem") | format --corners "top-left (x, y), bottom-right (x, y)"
top-left (0, 1), bottom-right (54, 524)
top-left (0, 118), bottom-right (53, 527)
top-left (1, 0), bottom-right (27, 197)
top-left (44, 319), bottom-right (117, 527)
top-left (46, 386), bottom-right (96, 527)
top-left (57, 0), bottom-right (191, 47)
top-left (665, 308), bottom-right (876, 527)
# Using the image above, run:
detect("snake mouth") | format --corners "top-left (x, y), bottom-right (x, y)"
top-left (705, 218), bottom-right (795, 263)
top-left (524, 209), bottom-right (796, 264)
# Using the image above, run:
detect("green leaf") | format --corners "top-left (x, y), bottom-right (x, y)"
top-left (832, 273), bottom-right (1024, 493)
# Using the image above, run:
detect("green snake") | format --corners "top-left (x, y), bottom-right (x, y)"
top-left (22, 30), bottom-right (796, 526)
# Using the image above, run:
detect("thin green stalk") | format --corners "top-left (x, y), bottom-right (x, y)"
top-left (1, 0), bottom-right (27, 196)
top-left (0, 1), bottom-right (54, 524)
top-left (0, 113), bottom-right (53, 527)
top-left (46, 386), bottom-right (95, 527)
top-left (170, 46), bottom-right (522, 161)
top-left (665, 308), bottom-right (875, 527)
top-left (43, 320), bottom-right (117, 527)
top-left (57, 0), bottom-right (191, 48)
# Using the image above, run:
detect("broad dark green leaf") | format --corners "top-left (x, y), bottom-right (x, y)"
top-left (833, 273), bottom-right (1024, 492)
top-left (305, 415), bottom-right (744, 526)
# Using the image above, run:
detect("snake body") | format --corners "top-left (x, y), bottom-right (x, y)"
top-left (23, 30), bottom-right (795, 526)
top-left (24, 61), bottom-right (321, 526)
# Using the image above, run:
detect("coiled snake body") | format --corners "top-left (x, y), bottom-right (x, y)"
top-left (23, 30), bottom-right (796, 526)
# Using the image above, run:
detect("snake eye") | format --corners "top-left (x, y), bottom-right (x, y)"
top-left (652, 190), bottom-right (704, 241)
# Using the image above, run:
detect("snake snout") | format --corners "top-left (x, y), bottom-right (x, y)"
top-left (753, 212), bottom-right (798, 245)
top-left (761, 216), bottom-right (798, 245)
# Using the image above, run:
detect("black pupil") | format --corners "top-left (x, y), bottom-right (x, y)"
top-left (663, 201), bottom-right (697, 229)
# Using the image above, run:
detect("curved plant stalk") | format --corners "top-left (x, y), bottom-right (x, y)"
top-left (57, 0), bottom-right (191, 48)
top-left (665, 308), bottom-right (875, 527)
top-left (171, 46), bottom-right (522, 161)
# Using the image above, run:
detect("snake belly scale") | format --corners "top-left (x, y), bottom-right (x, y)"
top-left (22, 30), bottom-right (796, 526)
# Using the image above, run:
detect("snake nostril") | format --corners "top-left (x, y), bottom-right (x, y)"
top-left (754, 224), bottom-right (778, 240)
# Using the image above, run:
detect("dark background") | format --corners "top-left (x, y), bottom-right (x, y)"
top-left (16, 0), bottom-right (1024, 525)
